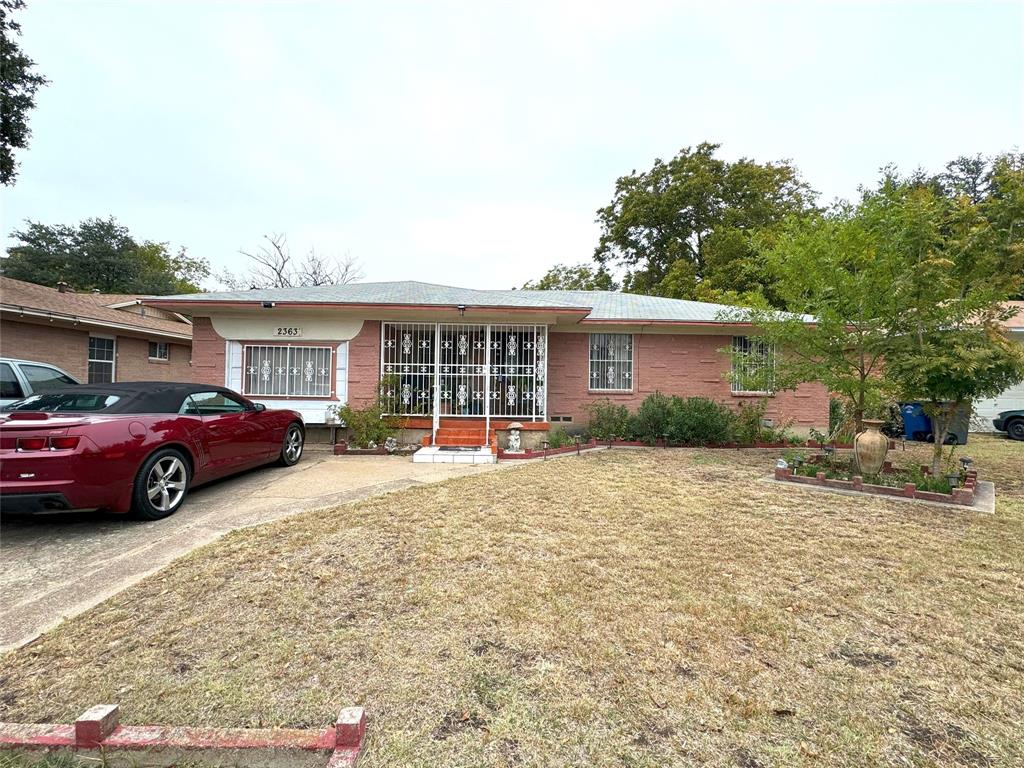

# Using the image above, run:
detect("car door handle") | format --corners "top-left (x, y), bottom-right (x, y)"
top-left (208, 423), bottom-right (221, 430)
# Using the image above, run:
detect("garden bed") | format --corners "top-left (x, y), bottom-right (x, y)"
top-left (774, 460), bottom-right (980, 506)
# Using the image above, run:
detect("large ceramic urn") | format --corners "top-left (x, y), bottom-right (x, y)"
top-left (854, 419), bottom-right (889, 476)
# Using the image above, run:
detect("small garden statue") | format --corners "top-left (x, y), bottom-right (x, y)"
top-left (506, 422), bottom-right (524, 453)
top-left (384, 436), bottom-right (398, 454)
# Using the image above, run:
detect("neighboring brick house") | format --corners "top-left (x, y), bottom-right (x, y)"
top-left (0, 277), bottom-right (193, 384)
top-left (146, 282), bottom-right (829, 457)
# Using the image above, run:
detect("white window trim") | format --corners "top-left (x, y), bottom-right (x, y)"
top-left (588, 332), bottom-right (634, 392)
top-left (731, 336), bottom-right (775, 395)
top-left (242, 343), bottom-right (334, 398)
top-left (87, 334), bottom-right (117, 383)
top-left (148, 341), bottom-right (170, 361)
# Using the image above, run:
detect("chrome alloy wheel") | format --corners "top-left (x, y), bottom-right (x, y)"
top-left (284, 425), bottom-right (304, 463)
top-left (146, 455), bottom-right (187, 512)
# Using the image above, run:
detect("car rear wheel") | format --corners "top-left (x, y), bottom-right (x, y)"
top-left (132, 448), bottom-right (191, 520)
top-left (277, 422), bottom-right (304, 466)
top-left (1007, 419), bottom-right (1024, 442)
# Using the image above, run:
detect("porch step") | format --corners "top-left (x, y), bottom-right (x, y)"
top-left (411, 446), bottom-right (497, 464)
top-left (430, 426), bottom-right (497, 452)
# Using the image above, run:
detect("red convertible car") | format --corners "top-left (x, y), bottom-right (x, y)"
top-left (0, 382), bottom-right (304, 520)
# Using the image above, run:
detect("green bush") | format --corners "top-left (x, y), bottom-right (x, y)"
top-left (339, 402), bottom-right (397, 448)
top-left (633, 392), bottom-right (675, 445)
top-left (828, 398), bottom-right (844, 436)
top-left (586, 399), bottom-right (631, 440)
top-left (668, 397), bottom-right (735, 445)
top-left (733, 399), bottom-right (768, 444)
top-left (547, 426), bottom-right (571, 449)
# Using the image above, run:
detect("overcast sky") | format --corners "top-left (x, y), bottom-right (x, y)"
top-left (1, 0), bottom-right (1021, 290)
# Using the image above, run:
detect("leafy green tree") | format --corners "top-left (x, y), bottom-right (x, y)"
top-left (593, 142), bottom-right (815, 305)
top-left (2, 217), bottom-right (209, 293)
top-left (724, 205), bottom-right (900, 435)
top-left (868, 167), bottom-right (1024, 472)
top-left (522, 262), bottom-right (618, 291)
top-left (1, 0), bottom-right (48, 186)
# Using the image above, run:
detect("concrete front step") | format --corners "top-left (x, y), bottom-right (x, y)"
top-left (411, 446), bottom-right (497, 464)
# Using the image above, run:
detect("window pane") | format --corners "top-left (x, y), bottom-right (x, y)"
top-left (189, 391), bottom-right (247, 414)
top-left (589, 333), bottom-right (633, 391)
top-left (243, 346), bottom-right (332, 397)
top-left (88, 337), bottom-right (115, 361)
top-left (88, 361), bottom-right (114, 384)
top-left (20, 364), bottom-right (78, 391)
top-left (0, 363), bottom-right (24, 399)
top-left (731, 336), bottom-right (774, 393)
top-left (149, 341), bottom-right (169, 360)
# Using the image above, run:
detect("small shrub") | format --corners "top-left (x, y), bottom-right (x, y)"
top-left (547, 426), bottom-right (571, 449)
top-left (339, 402), bottom-right (397, 448)
top-left (668, 397), bottom-right (735, 445)
top-left (733, 399), bottom-right (769, 444)
top-left (828, 397), bottom-right (844, 436)
top-left (586, 399), bottom-right (631, 440)
top-left (633, 392), bottom-right (675, 445)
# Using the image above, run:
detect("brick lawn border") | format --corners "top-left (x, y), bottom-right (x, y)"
top-left (774, 466), bottom-right (979, 506)
top-left (0, 704), bottom-right (365, 768)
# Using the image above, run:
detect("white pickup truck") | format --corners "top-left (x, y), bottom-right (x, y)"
top-left (0, 358), bottom-right (81, 408)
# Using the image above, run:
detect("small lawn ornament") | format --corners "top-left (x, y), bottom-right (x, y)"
top-left (506, 422), bottom-right (524, 453)
top-left (384, 436), bottom-right (398, 454)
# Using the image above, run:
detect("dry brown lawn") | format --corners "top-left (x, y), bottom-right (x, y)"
top-left (1, 436), bottom-right (1022, 767)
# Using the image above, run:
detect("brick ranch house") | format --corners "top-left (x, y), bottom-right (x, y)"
top-left (0, 276), bottom-right (193, 384)
top-left (145, 282), bottom-right (828, 458)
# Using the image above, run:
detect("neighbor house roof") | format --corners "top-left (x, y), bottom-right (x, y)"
top-left (145, 280), bottom-right (808, 325)
top-left (1004, 301), bottom-right (1024, 331)
top-left (0, 277), bottom-right (193, 340)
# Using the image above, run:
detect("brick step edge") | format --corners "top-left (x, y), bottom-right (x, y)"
top-left (0, 704), bottom-right (366, 768)
top-left (774, 467), bottom-right (977, 506)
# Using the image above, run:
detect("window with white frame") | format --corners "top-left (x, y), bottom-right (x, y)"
top-left (243, 345), bottom-right (333, 397)
top-left (87, 336), bottom-right (115, 383)
top-left (731, 336), bottom-right (775, 394)
top-left (589, 333), bottom-right (633, 391)
top-left (148, 341), bottom-right (169, 360)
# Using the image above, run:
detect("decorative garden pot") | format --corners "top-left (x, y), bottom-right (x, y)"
top-left (853, 419), bottom-right (888, 476)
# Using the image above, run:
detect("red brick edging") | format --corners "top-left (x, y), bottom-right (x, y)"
top-left (774, 467), bottom-right (978, 506)
top-left (0, 704), bottom-right (366, 768)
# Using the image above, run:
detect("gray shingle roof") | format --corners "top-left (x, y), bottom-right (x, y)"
top-left (151, 280), bottom-right (797, 323)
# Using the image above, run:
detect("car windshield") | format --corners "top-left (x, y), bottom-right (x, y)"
top-left (3, 392), bottom-right (122, 412)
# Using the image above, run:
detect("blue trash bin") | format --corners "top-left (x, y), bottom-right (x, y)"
top-left (899, 402), bottom-right (931, 442)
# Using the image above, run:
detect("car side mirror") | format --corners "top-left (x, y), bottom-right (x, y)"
top-left (251, 403), bottom-right (266, 413)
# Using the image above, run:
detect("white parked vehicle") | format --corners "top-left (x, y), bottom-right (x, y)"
top-left (0, 358), bottom-right (81, 408)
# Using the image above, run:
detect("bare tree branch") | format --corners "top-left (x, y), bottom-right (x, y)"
top-left (219, 234), bottom-right (362, 289)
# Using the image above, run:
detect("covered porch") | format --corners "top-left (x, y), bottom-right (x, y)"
top-left (380, 322), bottom-right (548, 454)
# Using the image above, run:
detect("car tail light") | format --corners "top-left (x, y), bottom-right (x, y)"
top-left (14, 436), bottom-right (81, 451)
top-left (16, 437), bottom-right (48, 451)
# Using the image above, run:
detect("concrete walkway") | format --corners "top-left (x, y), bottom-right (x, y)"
top-left (0, 451), bottom-right (503, 653)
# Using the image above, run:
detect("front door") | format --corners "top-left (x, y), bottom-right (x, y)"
top-left (437, 325), bottom-right (488, 418)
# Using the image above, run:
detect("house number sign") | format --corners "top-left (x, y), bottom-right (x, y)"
top-left (275, 326), bottom-right (302, 337)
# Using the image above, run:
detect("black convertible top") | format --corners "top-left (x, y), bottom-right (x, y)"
top-left (6, 382), bottom-right (245, 414)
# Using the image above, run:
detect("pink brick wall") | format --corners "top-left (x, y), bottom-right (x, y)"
top-left (547, 331), bottom-right (828, 430)
top-left (347, 320), bottom-right (381, 407)
top-left (190, 317), bottom-right (226, 386)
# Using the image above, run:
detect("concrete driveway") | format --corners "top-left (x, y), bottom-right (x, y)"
top-left (0, 450), bottom-right (502, 653)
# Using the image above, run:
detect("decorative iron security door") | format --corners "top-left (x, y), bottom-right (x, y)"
top-left (381, 322), bottom-right (547, 421)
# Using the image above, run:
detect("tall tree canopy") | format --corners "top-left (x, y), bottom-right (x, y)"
top-left (521, 262), bottom-right (618, 291)
top-left (2, 217), bottom-right (209, 294)
top-left (592, 142), bottom-right (816, 305)
top-left (738, 153), bottom-right (1024, 472)
top-left (0, 0), bottom-right (48, 186)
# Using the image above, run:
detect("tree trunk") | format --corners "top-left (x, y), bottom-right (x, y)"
top-left (930, 401), bottom-right (955, 476)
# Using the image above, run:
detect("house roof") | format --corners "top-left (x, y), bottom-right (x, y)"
top-left (145, 280), bottom-right (805, 325)
top-left (0, 277), bottom-right (193, 339)
top-left (1004, 301), bottom-right (1024, 330)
